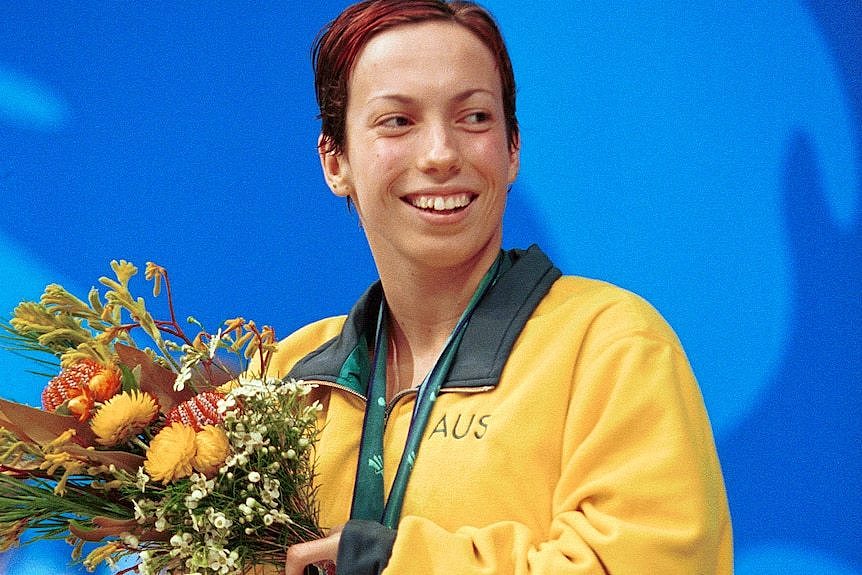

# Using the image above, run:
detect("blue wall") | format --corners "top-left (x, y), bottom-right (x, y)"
top-left (0, 1), bottom-right (858, 572)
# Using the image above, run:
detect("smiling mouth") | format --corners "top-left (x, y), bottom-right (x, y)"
top-left (405, 192), bottom-right (474, 213)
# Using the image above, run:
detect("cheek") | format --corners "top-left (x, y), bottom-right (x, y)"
top-left (359, 141), bottom-right (410, 182)
top-left (374, 137), bottom-right (412, 163)
top-left (470, 138), bottom-right (515, 182)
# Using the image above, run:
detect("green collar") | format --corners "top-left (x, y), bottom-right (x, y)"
top-left (287, 245), bottom-right (561, 396)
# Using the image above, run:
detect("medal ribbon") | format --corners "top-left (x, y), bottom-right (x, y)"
top-left (350, 253), bottom-right (504, 528)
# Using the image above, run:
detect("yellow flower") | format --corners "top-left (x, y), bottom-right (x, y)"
top-left (0, 519), bottom-right (28, 552)
top-left (193, 425), bottom-right (229, 477)
top-left (110, 259), bottom-right (138, 287)
top-left (217, 379), bottom-right (240, 394)
top-left (223, 317), bottom-right (246, 333)
top-left (83, 541), bottom-right (123, 572)
top-left (90, 390), bottom-right (159, 446)
top-left (144, 262), bottom-right (166, 296)
top-left (144, 422), bottom-right (197, 483)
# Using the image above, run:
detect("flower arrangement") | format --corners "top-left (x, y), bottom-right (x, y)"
top-left (0, 261), bottom-right (330, 574)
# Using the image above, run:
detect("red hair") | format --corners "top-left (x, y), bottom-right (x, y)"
top-left (312, 0), bottom-right (518, 155)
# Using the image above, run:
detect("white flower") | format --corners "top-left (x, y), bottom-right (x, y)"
top-left (210, 512), bottom-right (231, 530)
top-left (132, 499), bottom-right (152, 523)
top-left (217, 396), bottom-right (236, 413)
top-left (122, 532), bottom-right (140, 548)
top-left (207, 329), bottom-right (222, 359)
top-left (174, 363), bottom-right (193, 391)
top-left (136, 467), bottom-right (151, 492)
top-left (248, 471), bottom-right (261, 483)
top-left (227, 453), bottom-right (248, 467)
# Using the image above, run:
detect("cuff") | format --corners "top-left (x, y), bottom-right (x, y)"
top-left (336, 519), bottom-right (396, 575)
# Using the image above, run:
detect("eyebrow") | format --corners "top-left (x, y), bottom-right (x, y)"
top-left (365, 88), bottom-right (495, 106)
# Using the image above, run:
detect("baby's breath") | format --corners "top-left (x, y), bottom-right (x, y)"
top-left (128, 377), bottom-right (323, 574)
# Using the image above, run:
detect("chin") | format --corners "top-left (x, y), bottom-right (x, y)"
top-left (412, 238), bottom-right (500, 271)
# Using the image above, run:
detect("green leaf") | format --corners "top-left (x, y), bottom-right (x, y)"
top-left (119, 363), bottom-right (140, 393)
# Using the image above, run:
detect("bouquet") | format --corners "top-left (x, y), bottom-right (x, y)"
top-left (0, 260), bottom-right (331, 574)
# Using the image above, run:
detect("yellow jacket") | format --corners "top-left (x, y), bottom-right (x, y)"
top-left (270, 246), bottom-right (733, 574)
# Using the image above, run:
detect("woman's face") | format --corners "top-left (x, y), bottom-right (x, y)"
top-left (321, 21), bottom-right (519, 273)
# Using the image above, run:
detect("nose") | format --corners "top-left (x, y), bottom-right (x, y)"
top-left (418, 122), bottom-right (460, 178)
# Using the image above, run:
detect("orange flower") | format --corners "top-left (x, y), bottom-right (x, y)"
top-left (66, 388), bottom-right (95, 422)
top-left (193, 425), bottom-right (229, 477)
top-left (90, 390), bottom-right (159, 446)
top-left (144, 422), bottom-right (197, 483)
top-left (87, 363), bottom-right (121, 402)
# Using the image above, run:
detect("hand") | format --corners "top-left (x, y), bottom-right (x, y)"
top-left (284, 525), bottom-right (344, 575)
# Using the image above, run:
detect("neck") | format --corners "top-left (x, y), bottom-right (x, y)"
top-left (377, 248), bottom-right (500, 396)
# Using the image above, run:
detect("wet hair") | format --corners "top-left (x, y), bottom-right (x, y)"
top-left (312, 0), bottom-right (518, 155)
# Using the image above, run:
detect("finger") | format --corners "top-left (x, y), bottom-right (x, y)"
top-left (284, 536), bottom-right (339, 575)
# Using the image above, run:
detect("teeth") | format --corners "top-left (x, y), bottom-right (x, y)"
top-left (411, 193), bottom-right (471, 211)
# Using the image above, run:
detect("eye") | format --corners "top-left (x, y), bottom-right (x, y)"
top-left (460, 110), bottom-right (495, 131)
top-left (464, 111), bottom-right (490, 124)
top-left (379, 115), bottom-right (412, 129)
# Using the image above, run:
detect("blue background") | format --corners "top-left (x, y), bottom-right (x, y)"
top-left (0, 1), bottom-right (859, 572)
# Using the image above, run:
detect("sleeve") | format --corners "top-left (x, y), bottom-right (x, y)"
top-left (336, 519), bottom-right (396, 575)
top-left (339, 330), bottom-right (733, 574)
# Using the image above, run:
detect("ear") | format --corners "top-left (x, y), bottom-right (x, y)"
top-left (507, 133), bottom-right (521, 185)
top-left (318, 134), bottom-right (354, 197)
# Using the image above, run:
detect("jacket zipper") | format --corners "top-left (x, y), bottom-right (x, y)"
top-left (307, 380), bottom-right (366, 401)
top-left (308, 380), bottom-right (495, 425)
top-left (383, 385), bottom-right (496, 424)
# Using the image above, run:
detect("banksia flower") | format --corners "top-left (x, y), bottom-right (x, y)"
top-left (42, 360), bottom-right (98, 412)
top-left (165, 391), bottom-right (224, 431)
top-left (42, 359), bottom-right (121, 421)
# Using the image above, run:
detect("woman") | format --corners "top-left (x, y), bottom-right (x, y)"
top-left (277, 1), bottom-right (733, 573)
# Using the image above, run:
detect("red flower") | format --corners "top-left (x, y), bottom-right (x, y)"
top-left (165, 391), bottom-right (224, 431)
top-left (42, 359), bottom-right (122, 422)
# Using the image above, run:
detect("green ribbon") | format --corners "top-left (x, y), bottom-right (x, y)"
top-left (350, 253), bottom-right (504, 529)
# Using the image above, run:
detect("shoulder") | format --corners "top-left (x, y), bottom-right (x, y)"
top-left (267, 316), bottom-right (347, 378)
top-left (533, 275), bottom-right (683, 349)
